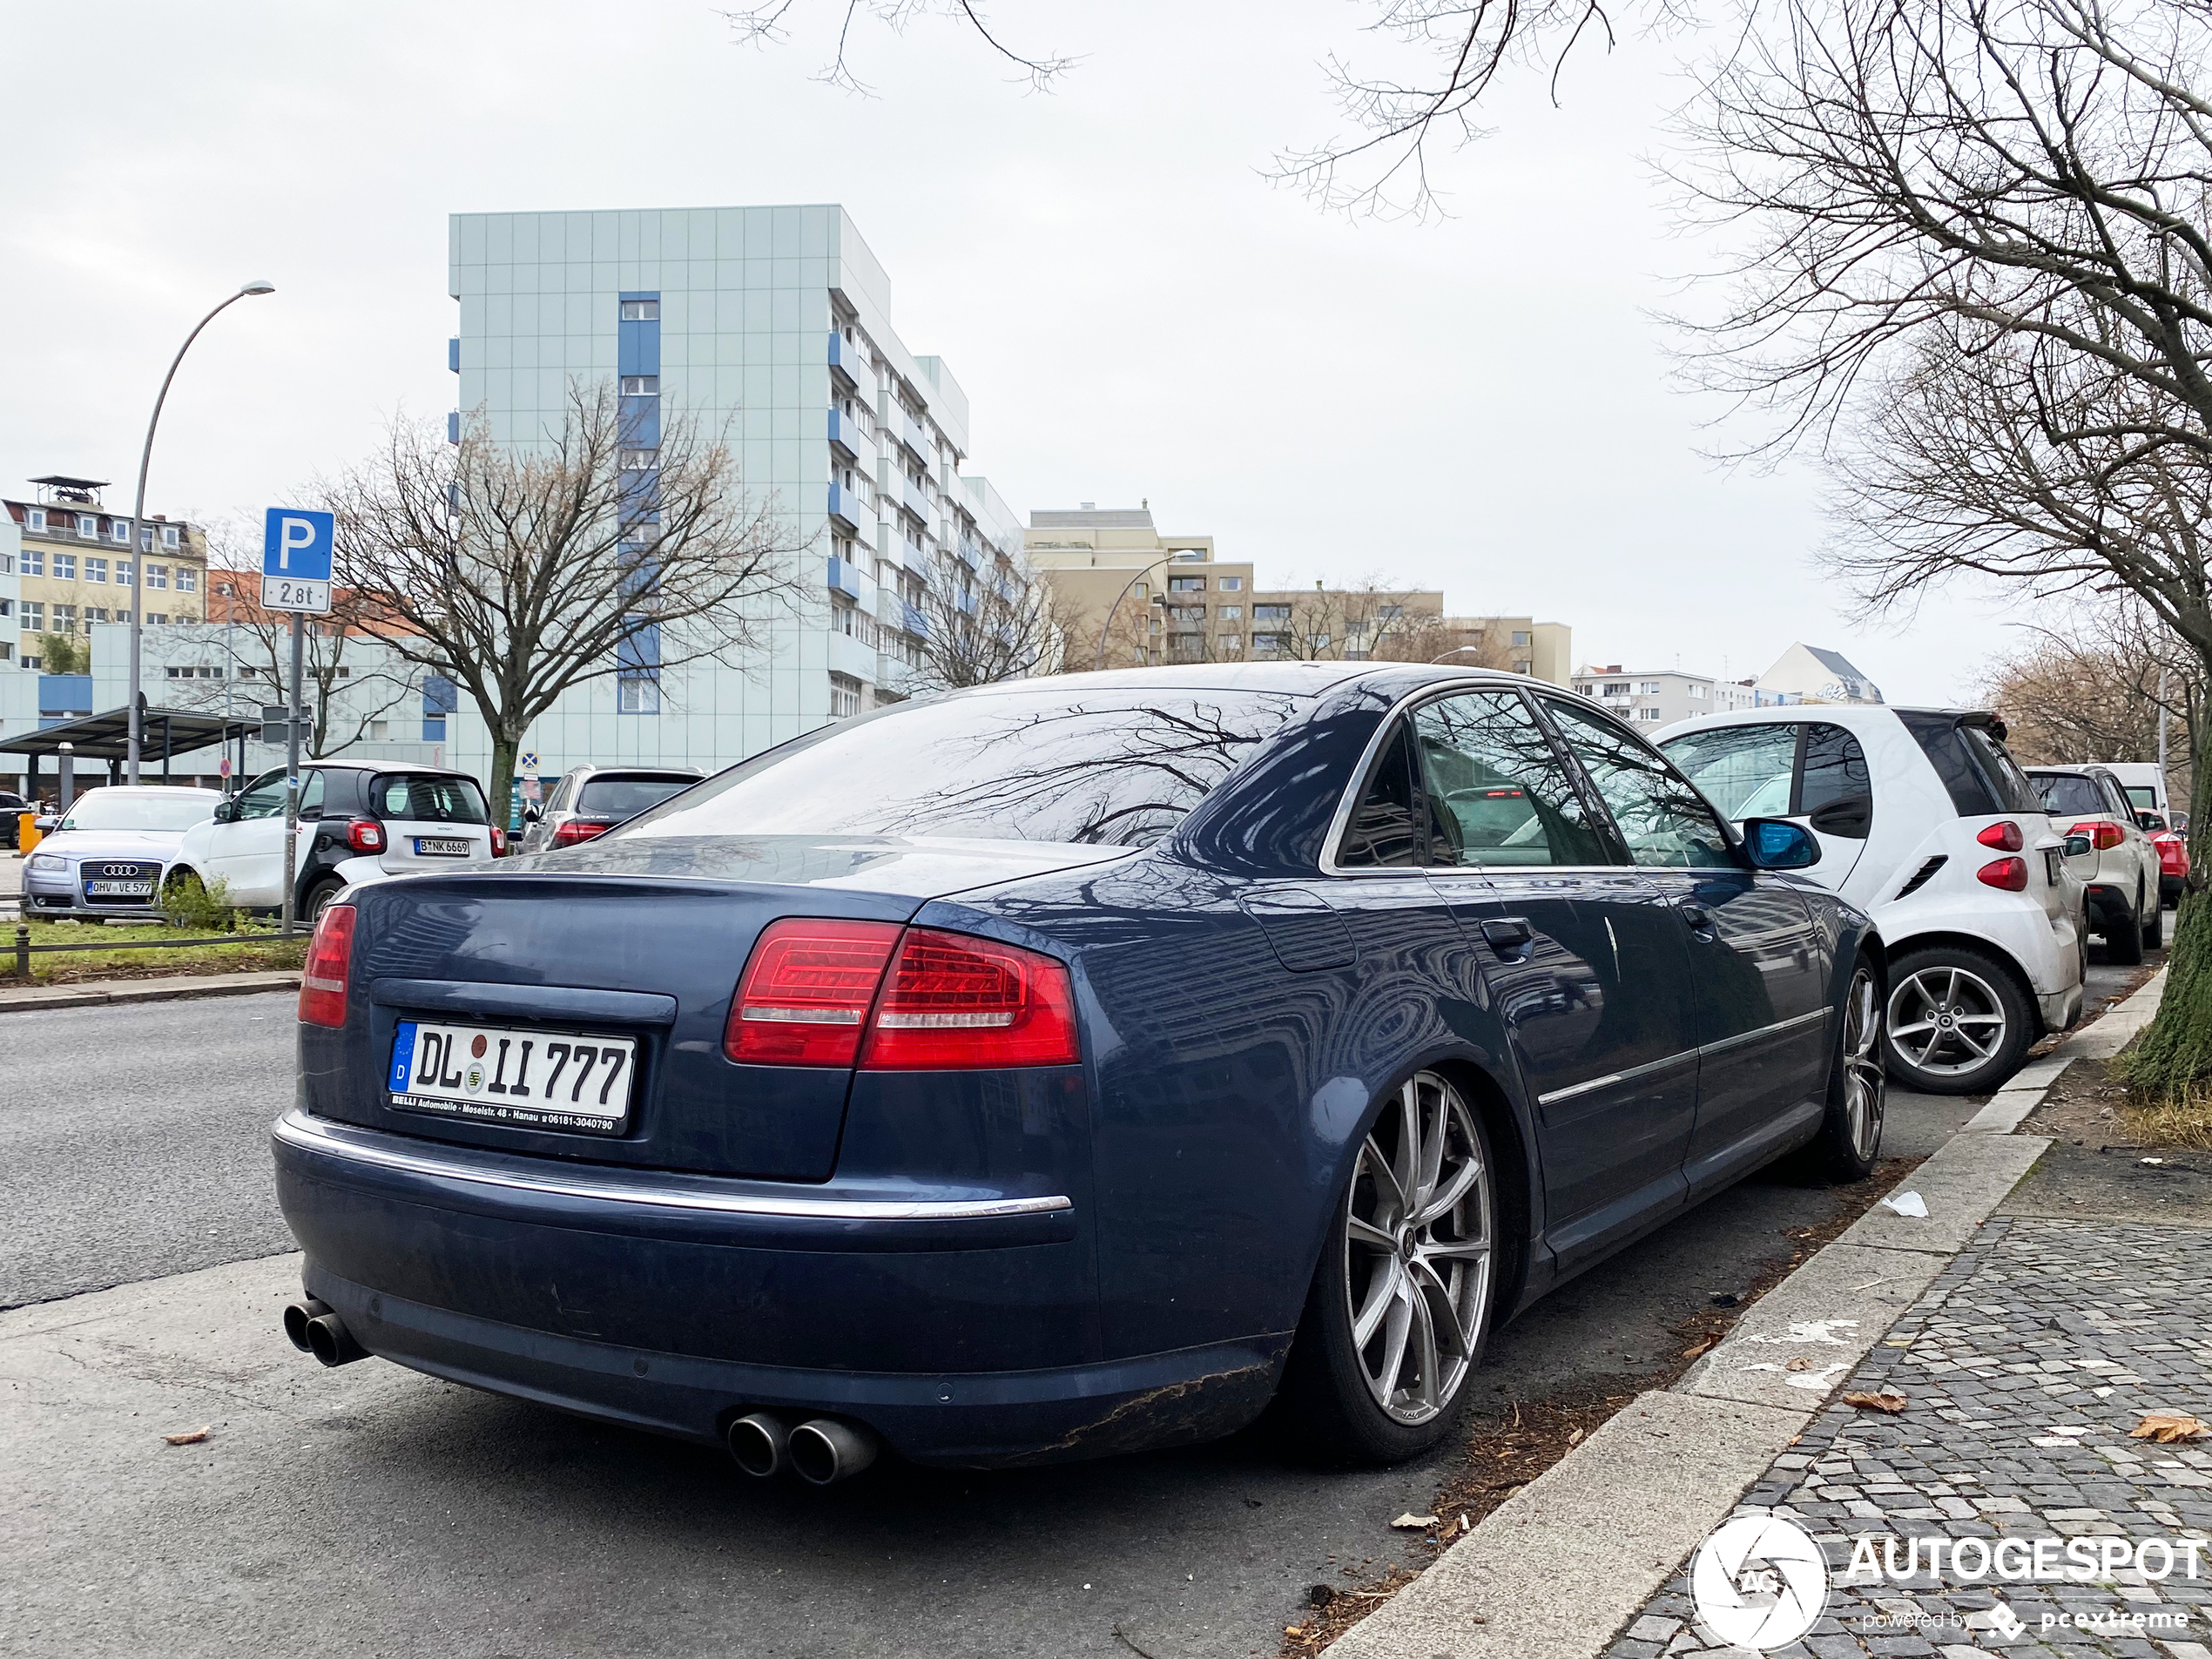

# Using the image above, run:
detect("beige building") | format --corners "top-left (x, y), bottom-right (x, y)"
top-left (5, 475), bottom-right (207, 668)
top-left (1025, 505), bottom-right (1570, 681)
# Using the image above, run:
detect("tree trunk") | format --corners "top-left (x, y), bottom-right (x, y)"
top-left (2127, 678), bottom-right (2212, 1103)
top-left (486, 732), bottom-right (520, 841)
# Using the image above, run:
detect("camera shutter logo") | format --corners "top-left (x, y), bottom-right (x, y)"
top-left (1690, 1512), bottom-right (1830, 1649)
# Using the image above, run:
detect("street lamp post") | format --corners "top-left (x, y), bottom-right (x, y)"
top-left (1429, 644), bottom-right (1490, 665)
top-left (125, 280), bottom-right (276, 784)
top-left (1093, 556), bottom-right (1177, 671)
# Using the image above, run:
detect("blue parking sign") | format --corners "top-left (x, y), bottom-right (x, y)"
top-left (263, 508), bottom-right (334, 581)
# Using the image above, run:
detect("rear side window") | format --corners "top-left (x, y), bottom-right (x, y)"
top-left (1959, 725), bottom-right (2042, 813)
top-left (2099, 777), bottom-right (2133, 818)
top-left (1338, 725), bottom-right (1420, 868)
top-left (373, 773), bottom-right (489, 824)
top-left (1660, 723), bottom-right (1797, 819)
top-left (2033, 773), bottom-right (2105, 818)
top-left (1409, 691), bottom-right (1608, 867)
top-left (577, 776), bottom-right (695, 819)
top-left (1799, 725), bottom-right (1871, 815)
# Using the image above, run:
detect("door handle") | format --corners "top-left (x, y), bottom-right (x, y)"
top-left (1677, 901), bottom-right (1716, 934)
top-left (1480, 916), bottom-right (1534, 955)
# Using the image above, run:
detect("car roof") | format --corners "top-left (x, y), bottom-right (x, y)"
top-left (955, 662), bottom-right (1379, 697)
top-left (71, 783), bottom-right (220, 796)
top-left (572, 765), bottom-right (701, 777)
top-left (311, 759), bottom-right (473, 777)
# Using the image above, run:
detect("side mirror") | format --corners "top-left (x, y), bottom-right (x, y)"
top-left (212, 799), bottom-right (237, 823)
top-left (2065, 833), bottom-right (2094, 858)
top-left (1743, 817), bottom-right (1822, 870)
top-left (523, 805), bottom-right (543, 826)
top-left (2137, 813), bottom-right (2162, 832)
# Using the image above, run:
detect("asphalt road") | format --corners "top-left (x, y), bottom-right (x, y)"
top-left (0, 948), bottom-right (2158, 1658)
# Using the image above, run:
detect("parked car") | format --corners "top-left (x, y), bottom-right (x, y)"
top-left (2135, 809), bottom-right (2192, 908)
top-left (170, 760), bottom-right (502, 923)
top-left (1660, 706), bottom-right (2086, 1095)
top-left (20, 786), bottom-right (224, 920)
top-left (2100, 761), bottom-right (2170, 819)
top-left (2024, 766), bottom-right (2161, 957)
top-left (516, 765), bottom-right (702, 853)
top-left (275, 664), bottom-right (1885, 1477)
top-left (0, 789), bottom-right (25, 850)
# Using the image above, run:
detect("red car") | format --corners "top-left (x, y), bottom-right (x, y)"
top-left (2144, 811), bottom-right (2191, 907)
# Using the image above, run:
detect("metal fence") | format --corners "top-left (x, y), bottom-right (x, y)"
top-left (9, 923), bottom-right (305, 979)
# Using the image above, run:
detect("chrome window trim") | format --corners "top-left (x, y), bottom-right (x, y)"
top-left (273, 1109), bottom-right (1074, 1222)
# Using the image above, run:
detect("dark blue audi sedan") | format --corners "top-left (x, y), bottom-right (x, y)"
top-left (274, 664), bottom-right (1885, 1481)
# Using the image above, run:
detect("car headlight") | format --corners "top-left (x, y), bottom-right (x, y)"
top-left (28, 853), bottom-right (68, 873)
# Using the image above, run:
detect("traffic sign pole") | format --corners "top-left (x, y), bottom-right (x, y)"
top-left (281, 611), bottom-right (305, 936)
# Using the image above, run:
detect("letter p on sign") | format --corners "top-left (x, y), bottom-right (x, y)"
top-left (262, 507), bottom-right (334, 583)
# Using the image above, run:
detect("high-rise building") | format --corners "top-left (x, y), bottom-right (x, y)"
top-left (446, 203), bottom-right (1030, 777)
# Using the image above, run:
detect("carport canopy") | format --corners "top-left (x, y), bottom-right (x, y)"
top-left (1, 705), bottom-right (256, 792)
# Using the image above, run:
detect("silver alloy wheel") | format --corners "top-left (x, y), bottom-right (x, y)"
top-left (1885, 963), bottom-right (2006, 1077)
top-left (1841, 967), bottom-right (1885, 1161)
top-left (1343, 1071), bottom-right (1494, 1426)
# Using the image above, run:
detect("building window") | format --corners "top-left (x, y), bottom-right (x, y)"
top-left (620, 375), bottom-right (660, 395)
top-left (617, 621), bottom-right (661, 713)
top-left (145, 611), bottom-right (168, 624)
top-left (54, 554), bottom-right (75, 581)
top-left (1217, 634), bottom-right (1244, 657)
top-left (1639, 681), bottom-right (1661, 696)
top-left (1635, 706), bottom-right (1662, 721)
top-left (1253, 604), bottom-right (1291, 623)
top-left (22, 602), bottom-right (43, 631)
top-left (86, 558), bottom-right (107, 583)
top-left (1689, 683), bottom-right (1707, 699)
top-left (86, 607), bottom-right (108, 624)
top-left (1514, 660), bottom-right (1532, 675)
top-left (77, 515), bottom-right (101, 540)
top-left (26, 508), bottom-right (45, 531)
top-left (1217, 577), bottom-right (1241, 591)
top-left (111, 520), bottom-right (129, 543)
top-left (1512, 631), bottom-right (1532, 648)
top-left (115, 608), bottom-right (132, 624)
top-left (20, 550), bottom-right (41, 577)
top-left (1602, 681), bottom-right (1629, 697)
top-left (176, 567), bottom-right (196, 593)
top-left (1379, 604), bottom-right (1404, 620)
top-left (162, 525), bottom-right (179, 550)
top-left (1168, 576), bottom-right (1206, 592)
top-left (145, 564), bottom-right (169, 590)
top-left (1251, 631), bottom-right (1289, 657)
top-left (620, 299), bottom-right (658, 321)
top-left (830, 672), bottom-right (863, 718)
top-left (1167, 604), bottom-right (1207, 622)
top-left (116, 560), bottom-right (133, 586)
top-left (1216, 606), bottom-right (1243, 621)
top-left (54, 605), bottom-right (78, 628)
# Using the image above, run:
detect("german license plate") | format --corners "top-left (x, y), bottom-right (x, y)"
top-left (389, 1019), bottom-right (637, 1135)
top-left (84, 880), bottom-right (154, 896)
top-left (415, 836), bottom-right (472, 857)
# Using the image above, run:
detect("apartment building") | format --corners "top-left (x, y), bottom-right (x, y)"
top-left (1571, 665), bottom-right (1732, 727)
top-left (1757, 643), bottom-right (1885, 706)
top-left (3, 477), bottom-right (207, 666)
top-left (447, 202), bottom-right (1031, 777)
top-left (0, 513), bottom-right (18, 671)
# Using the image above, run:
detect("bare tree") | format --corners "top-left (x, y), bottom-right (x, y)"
top-left (720, 0), bottom-right (1076, 94)
top-left (327, 385), bottom-right (806, 813)
top-left (1251, 579), bottom-right (1445, 660)
top-left (1981, 604), bottom-right (2202, 807)
top-left (908, 557), bottom-right (1075, 691)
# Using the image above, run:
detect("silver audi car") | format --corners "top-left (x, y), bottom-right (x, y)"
top-left (22, 786), bottom-right (222, 921)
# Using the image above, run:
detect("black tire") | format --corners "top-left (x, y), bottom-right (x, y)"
top-left (2142, 880), bottom-right (2164, 950)
top-left (304, 877), bottom-right (346, 927)
top-left (1882, 944), bottom-right (2036, 1096)
top-left (1799, 955), bottom-right (1885, 1183)
top-left (2107, 887), bottom-right (2147, 965)
top-left (1272, 1070), bottom-right (1498, 1465)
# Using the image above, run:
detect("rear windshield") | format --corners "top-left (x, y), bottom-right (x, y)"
top-left (372, 773), bottom-right (489, 825)
top-left (1898, 713), bottom-right (2041, 816)
top-left (2030, 773), bottom-right (2106, 818)
top-left (617, 689), bottom-right (1309, 847)
top-left (577, 776), bottom-right (696, 819)
top-left (56, 790), bottom-right (219, 833)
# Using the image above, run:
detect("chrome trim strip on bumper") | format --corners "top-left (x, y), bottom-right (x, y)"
top-left (1534, 1008), bottom-right (1830, 1107)
top-left (273, 1109), bottom-right (1074, 1222)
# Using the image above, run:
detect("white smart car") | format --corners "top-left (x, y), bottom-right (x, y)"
top-left (1660, 706), bottom-right (2087, 1095)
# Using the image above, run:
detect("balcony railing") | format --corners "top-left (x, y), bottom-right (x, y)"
top-left (901, 474), bottom-right (932, 521)
top-left (902, 601), bottom-right (930, 639)
top-left (828, 332), bottom-right (866, 383)
top-left (826, 483), bottom-right (867, 529)
top-left (828, 408), bottom-right (868, 455)
top-left (826, 555), bottom-right (861, 599)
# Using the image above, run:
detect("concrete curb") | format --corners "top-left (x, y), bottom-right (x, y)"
top-left (1330, 967), bottom-right (2172, 1659)
top-left (0, 970), bottom-right (301, 1013)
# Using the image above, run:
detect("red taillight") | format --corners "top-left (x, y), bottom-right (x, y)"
top-left (726, 919), bottom-right (903, 1066)
top-left (2066, 820), bottom-right (2126, 850)
top-left (724, 921), bottom-right (1082, 1070)
top-left (860, 928), bottom-right (1082, 1070)
top-left (1976, 856), bottom-right (2029, 892)
top-left (346, 819), bottom-right (384, 853)
top-left (298, 904), bottom-right (357, 1028)
top-left (551, 819), bottom-right (609, 846)
top-left (1977, 820), bottom-right (2023, 852)
top-left (490, 825), bottom-right (509, 857)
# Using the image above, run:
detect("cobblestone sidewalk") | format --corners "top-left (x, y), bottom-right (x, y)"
top-left (1602, 1216), bottom-right (2212, 1658)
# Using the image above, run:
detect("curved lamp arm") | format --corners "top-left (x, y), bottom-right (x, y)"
top-left (1092, 556), bottom-right (1175, 671)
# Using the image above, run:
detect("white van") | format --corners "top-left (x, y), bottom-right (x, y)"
top-left (2098, 762), bottom-right (2169, 819)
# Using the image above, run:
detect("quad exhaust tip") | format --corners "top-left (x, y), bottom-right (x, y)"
top-left (729, 1412), bottom-right (879, 1484)
top-left (283, 1298), bottom-right (368, 1367)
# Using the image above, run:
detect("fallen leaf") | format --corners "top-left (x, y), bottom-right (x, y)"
top-left (2130, 1413), bottom-right (2210, 1443)
top-left (1683, 1337), bottom-right (1718, 1359)
top-left (162, 1426), bottom-right (211, 1446)
top-left (1568, 1426), bottom-right (1585, 1446)
top-left (1784, 1357), bottom-right (1813, 1372)
top-left (1390, 1513), bottom-right (1439, 1530)
top-left (1844, 1391), bottom-right (1908, 1414)
top-left (1285, 1626), bottom-right (1305, 1638)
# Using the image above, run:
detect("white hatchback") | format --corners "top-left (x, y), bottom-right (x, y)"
top-left (1660, 706), bottom-right (2087, 1095)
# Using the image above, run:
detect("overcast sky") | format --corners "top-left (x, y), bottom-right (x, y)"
top-left (3, 0), bottom-right (2030, 701)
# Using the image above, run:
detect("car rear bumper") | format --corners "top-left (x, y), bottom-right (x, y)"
top-left (273, 1110), bottom-right (1285, 1467)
